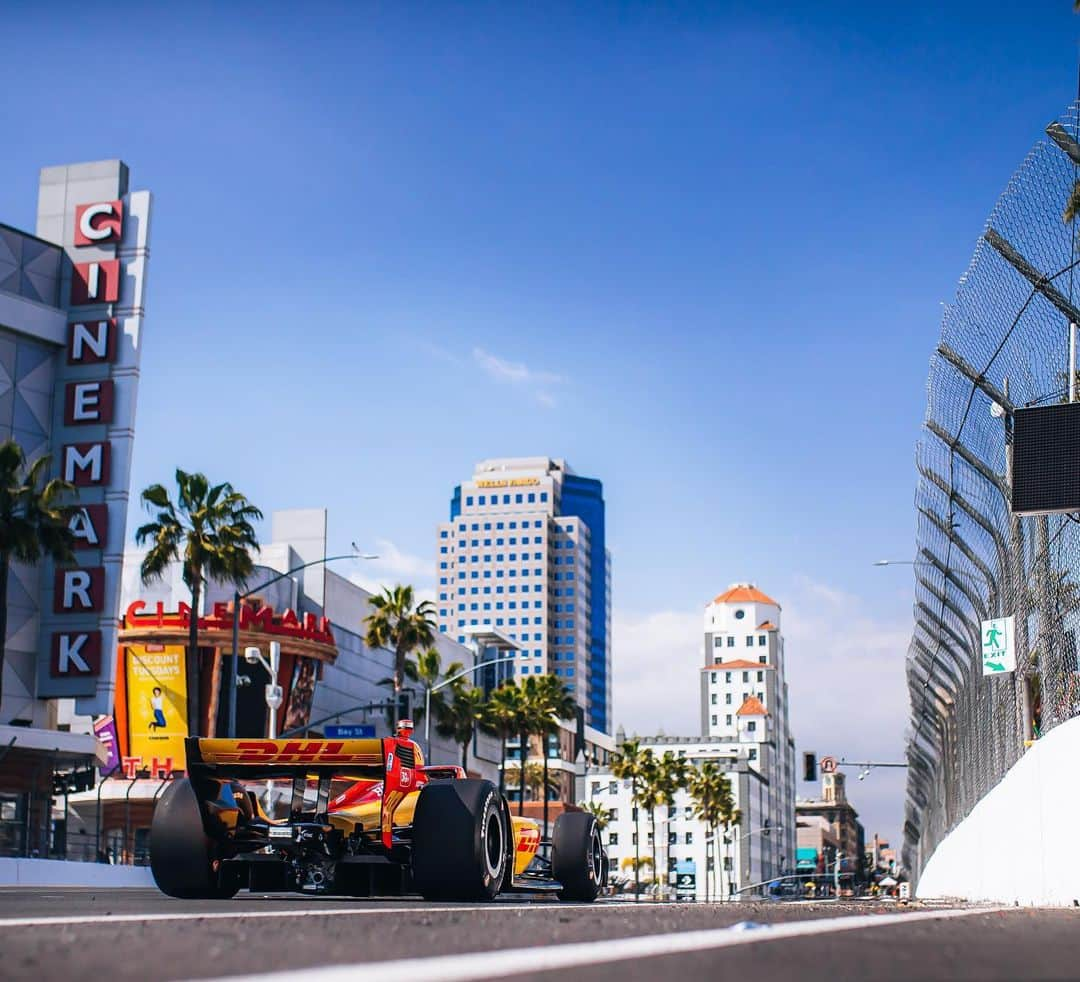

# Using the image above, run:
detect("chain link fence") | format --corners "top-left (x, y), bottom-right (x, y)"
top-left (905, 101), bottom-right (1080, 878)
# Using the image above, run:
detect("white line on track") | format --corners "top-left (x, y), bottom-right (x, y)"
top-left (0, 900), bottom-right (642, 929)
top-left (197, 907), bottom-right (1000, 982)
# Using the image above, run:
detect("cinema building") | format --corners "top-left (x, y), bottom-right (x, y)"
top-left (0, 161), bottom-right (151, 858)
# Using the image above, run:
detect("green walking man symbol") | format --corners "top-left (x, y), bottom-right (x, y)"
top-left (985, 624), bottom-right (1003, 648)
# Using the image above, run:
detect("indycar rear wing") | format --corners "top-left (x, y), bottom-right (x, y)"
top-left (185, 736), bottom-right (422, 849)
top-left (187, 737), bottom-right (387, 780)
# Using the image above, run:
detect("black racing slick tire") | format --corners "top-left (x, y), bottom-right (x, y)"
top-left (411, 779), bottom-right (508, 902)
top-left (150, 779), bottom-right (239, 899)
top-left (552, 811), bottom-right (604, 902)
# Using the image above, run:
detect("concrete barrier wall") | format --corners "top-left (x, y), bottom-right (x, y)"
top-left (0, 857), bottom-right (154, 888)
top-left (917, 714), bottom-right (1080, 906)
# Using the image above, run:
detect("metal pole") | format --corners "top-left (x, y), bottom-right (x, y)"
top-left (425, 686), bottom-right (432, 758)
top-left (228, 589), bottom-right (240, 738)
top-left (1070, 322), bottom-right (1077, 403)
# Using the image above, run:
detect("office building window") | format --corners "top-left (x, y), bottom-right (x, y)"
top-left (726, 714), bottom-right (732, 725)
top-left (758, 635), bottom-right (767, 646)
top-left (714, 637), bottom-right (723, 648)
top-left (711, 714), bottom-right (717, 725)
top-left (727, 637), bottom-right (735, 648)
top-left (466, 497), bottom-right (473, 506)
top-left (746, 636), bottom-right (753, 646)
top-left (757, 671), bottom-right (764, 682)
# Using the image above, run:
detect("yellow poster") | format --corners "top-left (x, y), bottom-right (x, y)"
top-left (126, 643), bottom-right (188, 771)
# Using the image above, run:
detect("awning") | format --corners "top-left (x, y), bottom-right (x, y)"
top-left (0, 725), bottom-right (105, 765)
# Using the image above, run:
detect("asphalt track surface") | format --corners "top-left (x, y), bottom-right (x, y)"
top-left (1, 889), bottom-right (1078, 981)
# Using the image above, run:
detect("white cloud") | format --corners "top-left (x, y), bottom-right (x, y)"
top-left (612, 607), bottom-right (703, 737)
top-left (347, 538), bottom-right (436, 606)
top-left (472, 347), bottom-right (566, 407)
top-left (611, 577), bottom-right (911, 846)
top-left (783, 576), bottom-right (911, 846)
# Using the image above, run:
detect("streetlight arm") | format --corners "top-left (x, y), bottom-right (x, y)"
top-left (424, 654), bottom-right (517, 758)
top-left (239, 552), bottom-right (373, 600)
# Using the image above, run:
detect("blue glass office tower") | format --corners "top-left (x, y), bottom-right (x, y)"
top-left (438, 458), bottom-right (612, 735)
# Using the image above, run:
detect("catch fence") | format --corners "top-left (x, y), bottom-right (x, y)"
top-left (905, 101), bottom-right (1080, 877)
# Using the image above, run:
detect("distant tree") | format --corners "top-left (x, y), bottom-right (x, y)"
top-left (578, 800), bottom-right (611, 831)
top-left (136, 470), bottom-right (261, 735)
top-left (655, 752), bottom-right (690, 899)
top-left (485, 682), bottom-right (525, 799)
top-left (436, 682), bottom-right (487, 769)
top-left (530, 673), bottom-right (577, 832)
top-left (0, 441), bottom-right (74, 707)
top-left (611, 739), bottom-right (655, 899)
top-left (398, 647), bottom-right (463, 728)
top-left (363, 585), bottom-right (436, 723)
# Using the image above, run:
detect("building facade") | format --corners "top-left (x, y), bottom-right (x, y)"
top-left (585, 736), bottom-right (773, 901)
top-left (436, 457), bottom-right (612, 733)
top-left (700, 584), bottom-right (797, 882)
top-left (0, 161), bottom-right (151, 858)
top-left (796, 771), bottom-right (867, 888)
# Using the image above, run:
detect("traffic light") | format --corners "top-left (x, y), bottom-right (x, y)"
top-left (803, 752), bottom-right (817, 782)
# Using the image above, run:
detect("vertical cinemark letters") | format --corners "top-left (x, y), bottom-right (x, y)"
top-left (53, 567), bottom-right (104, 613)
top-left (67, 504), bottom-right (109, 551)
top-left (74, 200), bottom-right (123, 246)
top-left (70, 260), bottom-right (120, 305)
top-left (64, 380), bottom-right (114, 425)
top-left (67, 319), bottom-right (117, 365)
top-left (63, 442), bottom-right (110, 486)
top-left (50, 632), bottom-right (102, 677)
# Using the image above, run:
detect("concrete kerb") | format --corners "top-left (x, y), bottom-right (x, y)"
top-left (0, 857), bottom-right (154, 888)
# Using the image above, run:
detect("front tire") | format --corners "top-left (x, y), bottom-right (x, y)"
top-left (411, 779), bottom-right (507, 901)
top-left (552, 811), bottom-right (604, 902)
top-left (150, 779), bottom-right (239, 899)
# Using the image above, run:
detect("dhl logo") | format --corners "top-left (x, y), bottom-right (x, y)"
top-left (516, 827), bottom-right (541, 853)
top-left (199, 740), bottom-right (383, 765)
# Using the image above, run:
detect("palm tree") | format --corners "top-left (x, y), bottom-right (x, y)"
top-left (436, 682), bottom-right (487, 769)
top-left (531, 673), bottom-right (576, 833)
top-left (135, 469), bottom-right (261, 736)
top-left (0, 441), bottom-right (74, 706)
top-left (399, 647), bottom-right (463, 729)
top-left (504, 760), bottom-right (559, 802)
top-left (637, 753), bottom-right (663, 899)
top-left (655, 752), bottom-right (689, 899)
top-left (512, 675), bottom-right (547, 816)
top-left (485, 682), bottom-right (525, 799)
top-left (363, 584), bottom-right (436, 724)
top-left (611, 739), bottom-right (655, 899)
top-left (578, 800), bottom-right (610, 831)
top-left (688, 760), bottom-right (735, 902)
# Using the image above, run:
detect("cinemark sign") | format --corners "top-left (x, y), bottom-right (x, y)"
top-left (50, 200), bottom-right (123, 680)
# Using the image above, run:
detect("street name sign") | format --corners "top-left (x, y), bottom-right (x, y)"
top-left (981, 616), bottom-right (1016, 676)
top-left (325, 724), bottom-right (376, 738)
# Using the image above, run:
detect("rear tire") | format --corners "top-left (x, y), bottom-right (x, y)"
top-left (411, 779), bottom-right (507, 901)
top-left (552, 811), bottom-right (603, 902)
top-left (150, 779), bottom-right (239, 899)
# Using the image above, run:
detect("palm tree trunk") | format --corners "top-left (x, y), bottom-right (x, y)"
top-left (542, 733), bottom-right (550, 837)
top-left (0, 553), bottom-right (9, 707)
top-left (461, 738), bottom-right (468, 770)
top-left (517, 727), bottom-right (527, 816)
top-left (186, 578), bottom-right (201, 736)
top-left (650, 810), bottom-right (657, 901)
top-left (633, 777), bottom-right (640, 901)
top-left (498, 733), bottom-right (506, 798)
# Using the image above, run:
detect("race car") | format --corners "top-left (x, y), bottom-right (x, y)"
top-left (149, 720), bottom-right (606, 902)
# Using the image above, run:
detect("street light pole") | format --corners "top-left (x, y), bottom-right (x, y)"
top-left (227, 550), bottom-right (377, 738)
top-left (424, 655), bottom-right (517, 760)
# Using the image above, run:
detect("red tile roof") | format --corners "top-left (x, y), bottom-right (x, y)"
top-left (701, 660), bottom-right (773, 671)
top-left (736, 694), bottom-right (768, 717)
top-left (757, 621), bottom-right (777, 630)
top-left (710, 584), bottom-right (780, 607)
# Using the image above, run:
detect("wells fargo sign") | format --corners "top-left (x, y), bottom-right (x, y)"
top-left (474, 478), bottom-right (541, 489)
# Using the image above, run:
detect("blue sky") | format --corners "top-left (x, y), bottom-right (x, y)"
top-left (2, 0), bottom-right (1078, 843)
